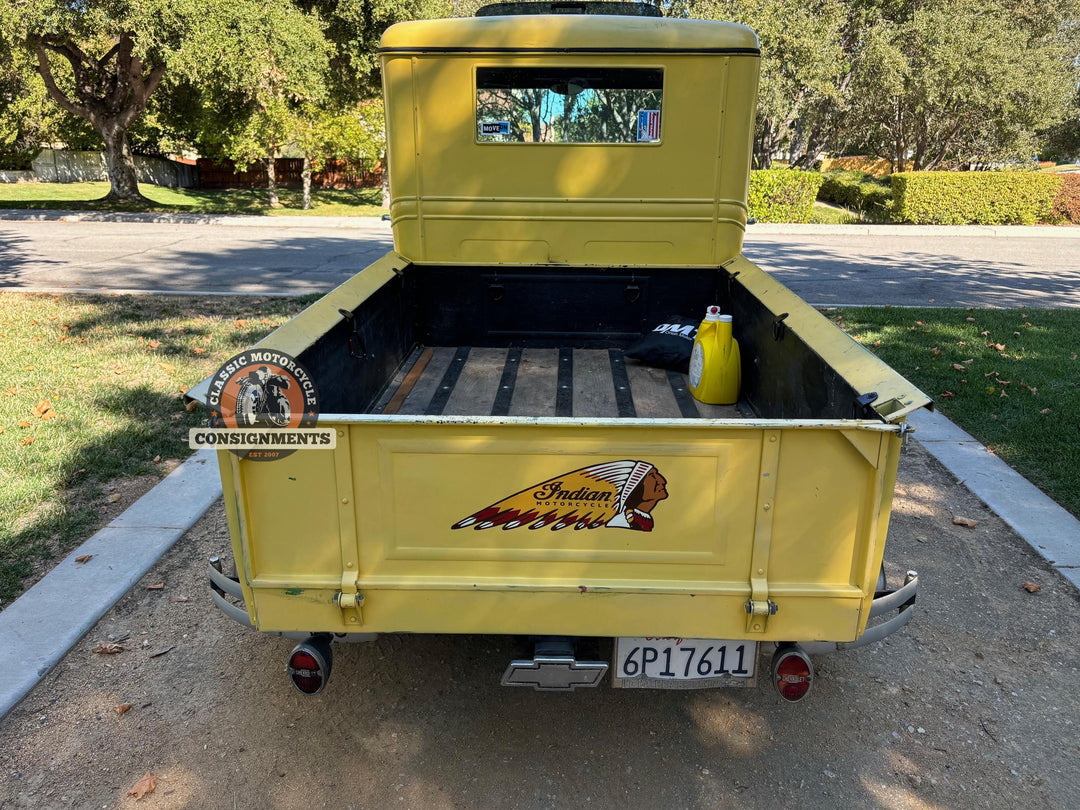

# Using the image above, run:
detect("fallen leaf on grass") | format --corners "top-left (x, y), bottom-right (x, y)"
top-left (979, 330), bottom-right (990, 336)
top-left (3, 385), bottom-right (19, 396)
top-left (953, 516), bottom-right (979, 528)
top-left (146, 582), bottom-right (164, 590)
top-left (18, 436), bottom-right (35, 446)
top-left (1022, 581), bottom-right (1042, 594)
top-left (965, 317), bottom-right (976, 323)
top-left (107, 493), bottom-right (121, 503)
top-left (115, 703), bottom-right (133, 716)
top-left (940, 391), bottom-right (956, 399)
top-left (32, 400), bottom-right (56, 420)
top-left (988, 343), bottom-right (1006, 351)
top-left (234, 319), bottom-right (248, 328)
top-left (153, 455), bottom-right (161, 463)
top-left (1020, 383), bottom-right (1038, 395)
top-left (192, 347), bottom-right (205, 354)
top-left (128, 773), bottom-right (157, 800)
top-left (952, 364), bottom-right (966, 371)
top-left (17, 420), bottom-right (31, 429)
top-left (75, 555), bottom-right (93, 564)
top-left (93, 643), bottom-right (125, 654)
top-left (1040, 408), bottom-right (1051, 415)
top-left (147, 340), bottom-right (161, 350)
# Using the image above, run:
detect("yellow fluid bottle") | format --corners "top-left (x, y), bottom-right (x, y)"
top-left (689, 306), bottom-right (741, 405)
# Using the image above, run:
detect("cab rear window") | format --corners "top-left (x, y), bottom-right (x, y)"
top-left (476, 67), bottom-right (663, 144)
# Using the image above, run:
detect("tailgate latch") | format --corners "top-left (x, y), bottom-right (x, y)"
top-left (335, 574), bottom-right (365, 626)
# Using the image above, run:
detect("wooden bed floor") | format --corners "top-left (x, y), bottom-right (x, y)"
top-left (372, 347), bottom-right (742, 419)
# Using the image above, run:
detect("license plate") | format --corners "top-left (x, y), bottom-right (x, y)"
top-left (613, 637), bottom-right (757, 689)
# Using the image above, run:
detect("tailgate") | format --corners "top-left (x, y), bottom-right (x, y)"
top-left (221, 415), bottom-right (901, 642)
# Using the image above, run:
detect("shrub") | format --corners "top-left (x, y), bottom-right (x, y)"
top-left (748, 169), bottom-right (823, 223)
top-left (891, 172), bottom-right (1063, 225)
top-left (818, 170), bottom-right (892, 222)
top-left (1050, 174), bottom-right (1080, 224)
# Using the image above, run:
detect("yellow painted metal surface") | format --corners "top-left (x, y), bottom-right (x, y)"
top-left (379, 16), bottom-right (760, 266)
top-left (220, 417), bottom-right (901, 642)
top-left (727, 254), bottom-right (933, 422)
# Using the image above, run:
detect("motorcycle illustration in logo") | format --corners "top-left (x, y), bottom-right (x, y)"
top-left (452, 460), bottom-right (668, 533)
top-left (202, 349), bottom-right (321, 461)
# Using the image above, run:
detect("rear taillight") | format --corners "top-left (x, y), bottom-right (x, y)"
top-left (287, 636), bottom-right (333, 696)
top-left (771, 644), bottom-right (813, 702)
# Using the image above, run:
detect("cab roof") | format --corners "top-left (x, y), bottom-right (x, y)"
top-left (379, 15), bottom-right (760, 54)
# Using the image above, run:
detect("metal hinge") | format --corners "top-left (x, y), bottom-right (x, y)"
top-left (745, 599), bottom-right (778, 633)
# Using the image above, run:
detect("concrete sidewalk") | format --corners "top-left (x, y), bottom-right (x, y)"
top-left (0, 450), bottom-right (222, 720)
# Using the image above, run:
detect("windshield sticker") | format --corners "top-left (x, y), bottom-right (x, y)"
top-left (452, 460), bottom-right (668, 533)
top-left (637, 110), bottom-right (661, 142)
top-left (480, 121), bottom-right (512, 137)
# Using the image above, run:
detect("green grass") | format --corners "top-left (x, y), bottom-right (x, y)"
top-left (809, 201), bottom-right (863, 225)
top-left (832, 307), bottom-right (1080, 517)
top-left (0, 182), bottom-right (386, 216)
top-left (0, 292), bottom-right (316, 606)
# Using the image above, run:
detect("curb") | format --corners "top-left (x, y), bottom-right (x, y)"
top-left (908, 409), bottom-right (1080, 591)
top-left (2, 208), bottom-right (1078, 237)
top-left (0, 208), bottom-right (392, 230)
top-left (747, 223), bottom-right (1080, 238)
top-left (0, 449), bottom-right (223, 721)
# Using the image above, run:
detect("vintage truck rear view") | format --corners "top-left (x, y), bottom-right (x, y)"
top-left (199, 3), bottom-right (929, 699)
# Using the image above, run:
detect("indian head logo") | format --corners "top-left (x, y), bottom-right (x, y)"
top-left (452, 460), bottom-right (668, 533)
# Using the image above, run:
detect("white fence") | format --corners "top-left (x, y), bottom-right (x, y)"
top-left (27, 150), bottom-right (198, 187)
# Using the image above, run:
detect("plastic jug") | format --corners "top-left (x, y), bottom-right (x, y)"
top-left (689, 306), bottom-right (741, 405)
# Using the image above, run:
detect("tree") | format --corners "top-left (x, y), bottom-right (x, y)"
top-left (674, 0), bottom-right (851, 168)
top-left (178, 2), bottom-right (331, 207)
top-left (292, 101), bottom-right (386, 209)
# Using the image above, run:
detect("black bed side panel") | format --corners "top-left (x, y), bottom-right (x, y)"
top-left (297, 272), bottom-right (414, 413)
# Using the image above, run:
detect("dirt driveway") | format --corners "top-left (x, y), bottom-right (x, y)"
top-left (2, 442), bottom-right (1078, 810)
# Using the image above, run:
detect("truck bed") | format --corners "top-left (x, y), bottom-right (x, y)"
top-left (371, 346), bottom-right (741, 419)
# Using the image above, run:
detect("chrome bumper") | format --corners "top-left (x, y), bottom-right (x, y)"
top-left (207, 559), bottom-right (376, 643)
top-left (799, 571), bottom-right (919, 655)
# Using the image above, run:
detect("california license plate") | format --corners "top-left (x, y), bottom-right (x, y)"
top-left (613, 637), bottom-right (757, 689)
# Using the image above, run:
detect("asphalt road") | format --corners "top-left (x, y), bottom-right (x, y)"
top-left (0, 216), bottom-right (1077, 307)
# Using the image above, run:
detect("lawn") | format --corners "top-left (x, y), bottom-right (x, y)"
top-left (0, 182), bottom-right (385, 216)
top-left (0, 292), bottom-right (315, 607)
top-left (832, 306), bottom-right (1080, 518)
top-left (809, 201), bottom-right (862, 225)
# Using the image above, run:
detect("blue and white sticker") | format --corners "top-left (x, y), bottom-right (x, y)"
top-left (637, 110), bottom-right (661, 142)
top-left (480, 121), bottom-right (512, 136)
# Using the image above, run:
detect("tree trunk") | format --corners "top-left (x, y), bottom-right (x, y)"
top-left (100, 124), bottom-right (142, 202)
top-left (266, 157), bottom-right (281, 209)
top-left (34, 33), bottom-right (164, 206)
top-left (302, 156), bottom-right (312, 211)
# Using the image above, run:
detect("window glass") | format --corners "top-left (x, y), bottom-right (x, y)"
top-left (477, 67), bottom-right (663, 144)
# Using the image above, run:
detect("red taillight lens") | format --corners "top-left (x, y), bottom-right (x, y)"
top-left (772, 647), bottom-right (813, 702)
top-left (288, 642), bottom-right (331, 695)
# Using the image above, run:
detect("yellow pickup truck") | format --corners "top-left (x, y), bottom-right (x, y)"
top-left (200, 2), bottom-right (928, 700)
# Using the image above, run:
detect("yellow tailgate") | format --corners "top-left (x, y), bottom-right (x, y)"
top-left (220, 416), bottom-right (900, 642)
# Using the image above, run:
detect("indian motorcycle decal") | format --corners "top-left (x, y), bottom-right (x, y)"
top-left (452, 460), bottom-right (668, 533)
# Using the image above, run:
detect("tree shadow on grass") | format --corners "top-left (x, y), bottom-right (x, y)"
top-left (0, 384), bottom-right (206, 607)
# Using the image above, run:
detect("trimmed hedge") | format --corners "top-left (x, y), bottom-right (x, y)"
top-left (891, 171), bottom-right (1063, 225)
top-left (818, 170), bottom-right (892, 222)
top-left (748, 169), bottom-right (823, 223)
top-left (1050, 174), bottom-right (1080, 224)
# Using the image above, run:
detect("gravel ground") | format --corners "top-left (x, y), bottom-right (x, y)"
top-left (1, 441), bottom-right (1078, 810)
